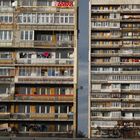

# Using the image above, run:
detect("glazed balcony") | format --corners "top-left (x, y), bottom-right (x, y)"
top-left (15, 94), bottom-right (73, 102)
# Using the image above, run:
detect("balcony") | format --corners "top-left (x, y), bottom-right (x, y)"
top-left (15, 94), bottom-right (73, 102)
top-left (0, 59), bottom-right (14, 64)
top-left (16, 58), bottom-right (73, 65)
top-left (91, 53), bottom-right (118, 57)
top-left (30, 113), bottom-right (73, 120)
top-left (91, 26), bottom-right (120, 30)
top-left (91, 8), bottom-right (121, 13)
top-left (9, 113), bottom-right (73, 121)
top-left (19, 41), bottom-right (34, 48)
top-left (91, 98), bottom-right (121, 102)
top-left (0, 78), bottom-right (14, 83)
top-left (91, 107), bottom-right (121, 111)
top-left (91, 62), bottom-right (120, 66)
top-left (15, 76), bottom-right (73, 84)
top-left (0, 41), bottom-right (13, 47)
top-left (34, 41), bottom-right (74, 48)
top-left (122, 107), bottom-right (140, 111)
top-left (0, 7), bottom-right (13, 12)
top-left (91, 116), bottom-right (140, 121)
top-left (122, 36), bottom-right (140, 40)
top-left (91, 44), bottom-right (121, 48)
top-left (122, 16), bottom-right (140, 21)
top-left (0, 113), bottom-right (10, 119)
top-left (17, 131), bottom-right (72, 137)
top-left (91, 35), bottom-right (121, 40)
top-left (0, 94), bottom-right (14, 101)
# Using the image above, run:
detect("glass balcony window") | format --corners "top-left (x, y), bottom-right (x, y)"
top-left (0, 16), bottom-right (13, 23)
top-left (0, 0), bottom-right (13, 7)
top-left (0, 31), bottom-right (12, 40)
top-left (18, 13), bottom-right (74, 24)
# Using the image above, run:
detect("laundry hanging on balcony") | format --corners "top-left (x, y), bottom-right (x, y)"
top-left (42, 52), bottom-right (51, 58)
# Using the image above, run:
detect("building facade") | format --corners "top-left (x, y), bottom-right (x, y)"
top-left (89, 0), bottom-right (140, 138)
top-left (0, 0), bottom-right (78, 137)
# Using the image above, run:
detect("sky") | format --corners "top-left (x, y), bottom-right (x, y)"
top-left (78, 0), bottom-right (88, 135)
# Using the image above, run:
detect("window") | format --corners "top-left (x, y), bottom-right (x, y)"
top-left (0, 52), bottom-right (11, 59)
top-left (36, 105), bottom-right (50, 113)
top-left (55, 105), bottom-right (59, 113)
top-left (20, 31), bottom-right (34, 40)
top-left (19, 105), bottom-right (30, 113)
top-left (18, 13), bottom-right (74, 24)
top-left (41, 87), bottom-right (46, 95)
top-left (60, 88), bottom-right (65, 95)
top-left (61, 51), bottom-right (68, 58)
top-left (0, 0), bottom-right (12, 7)
top-left (60, 105), bottom-right (67, 113)
top-left (55, 88), bottom-right (59, 95)
top-left (0, 16), bottom-right (13, 23)
top-left (0, 105), bottom-right (7, 112)
top-left (0, 85), bottom-right (9, 94)
top-left (0, 30), bottom-right (12, 40)
top-left (19, 68), bottom-right (31, 76)
top-left (21, 0), bottom-right (33, 6)
top-left (59, 125), bottom-right (67, 132)
top-left (0, 69), bottom-right (9, 76)
top-left (37, 0), bottom-right (52, 6)
top-left (18, 87), bottom-right (31, 95)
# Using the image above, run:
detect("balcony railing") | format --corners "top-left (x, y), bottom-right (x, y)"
top-left (1, 113), bottom-right (73, 120)
top-left (17, 131), bottom-right (73, 137)
top-left (0, 59), bottom-right (14, 64)
top-left (15, 76), bottom-right (73, 84)
top-left (0, 78), bottom-right (14, 83)
top-left (0, 94), bottom-right (14, 100)
top-left (15, 94), bottom-right (73, 102)
top-left (34, 40), bottom-right (74, 48)
top-left (0, 7), bottom-right (13, 12)
top-left (0, 113), bottom-right (10, 119)
top-left (91, 35), bottom-right (121, 39)
top-left (16, 58), bottom-right (73, 65)
top-left (91, 8), bottom-right (121, 13)
top-left (91, 116), bottom-right (140, 121)
top-left (0, 41), bottom-right (13, 47)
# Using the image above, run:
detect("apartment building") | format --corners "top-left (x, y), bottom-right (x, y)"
top-left (89, 0), bottom-right (140, 138)
top-left (0, 0), bottom-right (78, 137)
